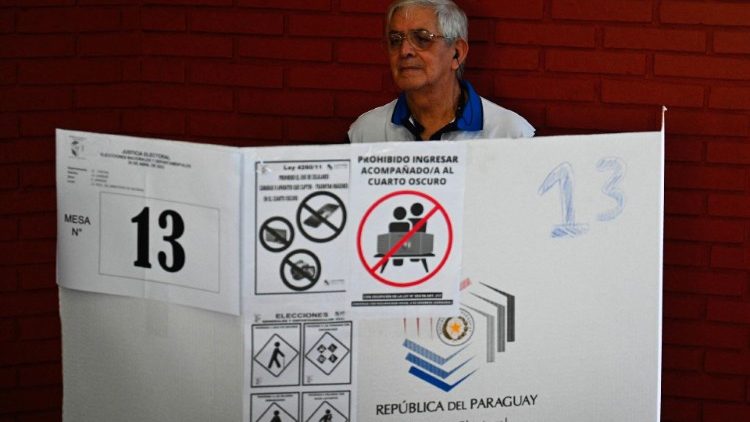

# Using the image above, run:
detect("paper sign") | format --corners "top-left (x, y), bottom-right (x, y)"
top-left (348, 142), bottom-right (467, 317)
top-left (56, 129), bottom-right (241, 315)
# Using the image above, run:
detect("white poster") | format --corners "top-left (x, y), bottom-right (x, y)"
top-left (56, 129), bottom-right (241, 315)
top-left (349, 142), bottom-right (467, 318)
top-left (355, 132), bottom-right (663, 421)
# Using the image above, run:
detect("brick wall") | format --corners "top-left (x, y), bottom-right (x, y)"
top-left (1, 0), bottom-right (749, 420)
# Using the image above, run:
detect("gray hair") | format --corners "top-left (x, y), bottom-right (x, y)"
top-left (386, 0), bottom-right (469, 77)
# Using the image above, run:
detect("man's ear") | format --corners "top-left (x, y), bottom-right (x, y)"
top-left (452, 38), bottom-right (468, 69)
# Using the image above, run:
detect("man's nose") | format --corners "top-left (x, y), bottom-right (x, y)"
top-left (399, 38), bottom-right (416, 56)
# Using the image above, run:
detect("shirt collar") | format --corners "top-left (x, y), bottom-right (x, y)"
top-left (390, 79), bottom-right (484, 132)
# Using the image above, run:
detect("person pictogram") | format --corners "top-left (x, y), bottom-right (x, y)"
top-left (270, 410), bottom-right (282, 422)
top-left (268, 342), bottom-right (285, 369)
top-left (319, 409), bottom-right (332, 422)
top-left (377, 202), bottom-right (433, 273)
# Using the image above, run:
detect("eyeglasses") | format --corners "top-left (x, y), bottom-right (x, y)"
top-left (387, 29), bottom-right (453, 51)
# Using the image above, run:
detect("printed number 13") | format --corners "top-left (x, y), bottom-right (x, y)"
top-left (131, 207), bottom-right (186, 272)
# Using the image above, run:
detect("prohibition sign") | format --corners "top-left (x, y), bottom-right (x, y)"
top-left (259, 216), bottom-right (294, 252)
top-left (296, 191), bottom-right (347, 243)
top-left (356, 190), bottom-right (453, 288)
top-left (280, 249), bottom-right (321, 291)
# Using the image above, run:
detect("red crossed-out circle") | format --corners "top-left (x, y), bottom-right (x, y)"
top-left (356, 190), bottom-right (453, 288)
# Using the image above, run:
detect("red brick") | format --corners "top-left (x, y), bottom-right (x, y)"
top-left (0, 165), bottom-right (18, 189)
top-left (339, 0), bottom-right (389, 13)
top-left (663, 346), bottom-right (704, 370)
top-left (0, 10), bottom-right (13, 33)
top-left (661, 0), bottom-right (750, 26)
top-left (76, 84), bottom-right (141, 108)
top-left (238, 90), bottom-right (334, 117)
top-left (1, 139), bottom-right (56, 164)
top-left (337, 40), bottom-right (389, 65)
top-left (190, 10), bottom-right (283, 34)
top-left (468, 19), bottom-right (492, 43)
top-left (662, 371), bottom-right (746, 401)
top-left (664, 268), bottom-right (747, 296)
top-left (17, 411), bottom-right (63, 422)
top-left (711, 245), bottom-right (750, 270)
top-left (708, 194), bottom-right (750, 218)
top-left (470, 46), bottom-right (539, 70)
top-left (289, 15), bottom-right (382, 38)
top-left (665, 137), bottom-right (702, 162)
top-left (0, 191), bottom-right (55, 214)
top-left (0, 367), bottom-right (15, 389)
top-left (120, 6), bottom-right (139, 30)
top-left (661, 398), bottom-right (700, 422)
top-left (143, 34), bottom-right (232, 58)
top-left (78, 33), bottom-right (142, 57)
top-left (143, 7), bottom-right (186, 31)
top-left (18, 265), bottom-right (55, 291)
top-left (141, 85), bottom-right (233, 111)
top-left (605, 27), bottom-right (706, 52)
top-left (20, 111), bottom-right (120, 137)
top-left (0, 290), bottom-right (58, 318)
top-left (495, 75), bottom-right (595, 101)
top-left (0, 87), bottom-right (72, 112)
top-left (122, 110), bottom-right (185, 136)
top-left (18, 59), bottom-right (122, 85)
top-left (546, 50), bottom-right (646, 75)
top-left (17, 8), bottom-right (120, 33)
top-left (190, 62), bottom-right (283, 88)
top-left (461, 0), bottom-right (544, 19)
top-left (703, 403), bottom-right (750, 422)
top-left (142, 59), bottom-right (185, 82)
top-left (239, 37), bottom-right (332, 62)
top-left (603, 80), bottom-right (704, 108)
top-left (0, 115), bottom-right (18, 138)
top-left (0, 35), bottom-right (75, 58)
top-left (18, 316), bottom-right (60, 341)
top-left (0, 240), bottom-right (55, 265)
top-left (547, 105), bottom-right (659, 132)
top-left (0, 267), bottom-right (17, 292)
top-left (20, 214), bottom-right (56, 240)
top-left (0, 318), bottom-right (15, 341)
top-left (187, 113), bottom-right (282, 141)
top-left (239, 0), bottom-right (331, 10)
top-left (0, 217), bottom-right (16, 240)
top-left (140, 0), bottom-right (231, 4)
top-left (666, 164), bottom-right (745, 191)
top-left (708, 299), bottom-right (750, 325)
top-left (286, 117), bottom-right (350, 143)
top-left (334, 92), bottom-right (396, 119)
top-left (0, 62), bottom-right (15, 84)
top-left (713, 31), bottom-right (750, 55)
top-left (664, 295), bottom-right (705, 319)
top-left (708, 142), bottom-right (750, 165)
top-left (655, 54), bottom-right (750, 81)
top-left (19, 165), bottom-right (54, 189)
top-left (664, 241), bottom-right (709, 267)
top-left (710, 86), bottom-right (750, 111)
top-left (551, 0), bottom-right (652, 22)
top-left (707, 350), bottom-right (750, 375)
top-left (0, 386), bottom-right (62, 413)
top-left (18, 363), bottom-right (61, 387)
top-left (288, 66), bottom-right (382, 91)
top-left (496, 22), bottom-right (595, 47)
top-left (667, 110), bottom-right (749, 137)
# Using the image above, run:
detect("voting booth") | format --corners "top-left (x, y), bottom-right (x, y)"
top-left (56, 129), bottom-right (663, 421)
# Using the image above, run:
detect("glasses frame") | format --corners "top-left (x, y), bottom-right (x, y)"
top-left (387, 29), bottom-right (454, 51)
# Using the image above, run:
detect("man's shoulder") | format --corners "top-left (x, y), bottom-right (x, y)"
top-left (479, 97), bottom-right (536, 138)
top-left (348, 99), bottom-right (399, 143)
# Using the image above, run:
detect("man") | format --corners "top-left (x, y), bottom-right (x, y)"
top-left (348, 0), bottom-right (534, 143)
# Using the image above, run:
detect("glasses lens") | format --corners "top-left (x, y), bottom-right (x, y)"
top-left (410, 30), bottom-right (434, 49)
top-left (388, 33), bottom-right (404, 49)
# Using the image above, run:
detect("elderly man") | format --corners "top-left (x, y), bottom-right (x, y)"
top-left (348, 0), bottom-right (534, 143)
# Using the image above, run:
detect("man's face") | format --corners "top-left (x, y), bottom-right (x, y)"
top-left (387, 6), bottom-right (458, 94)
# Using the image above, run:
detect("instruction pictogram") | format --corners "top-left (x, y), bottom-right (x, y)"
top-left (297, 191), bottom-right (346, 243)
top-left (260, 217), bottom-right (294, 252)
top-left (252, 324), bottom-right (301, 387)
top-left (281, 249), bottom-right (321, 292)
top-left (357, 190), bottom-right (453, 288)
